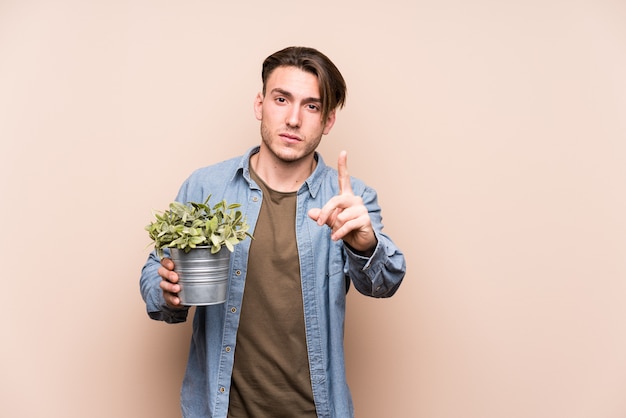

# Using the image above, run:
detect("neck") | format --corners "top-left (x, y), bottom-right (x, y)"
top-left (251, 149), bottom-right (317, 192)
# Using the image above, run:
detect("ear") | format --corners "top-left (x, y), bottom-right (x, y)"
top-left (322, 110), bottom-right (336, 135)
top-left (254, 92), bottom-right (264, 121)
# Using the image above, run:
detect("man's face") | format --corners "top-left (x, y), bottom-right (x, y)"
top-left (254, 66), bottom-right (336, 164)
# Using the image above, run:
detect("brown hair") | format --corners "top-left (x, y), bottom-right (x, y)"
top-left (261, 46), bottom-right (347, 121)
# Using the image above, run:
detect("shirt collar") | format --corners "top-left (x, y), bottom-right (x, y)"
top-left (235, 146), bottom-right (327, 198)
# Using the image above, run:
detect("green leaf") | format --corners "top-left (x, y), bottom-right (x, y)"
top-left (190, 236), bottom-right (205, 245)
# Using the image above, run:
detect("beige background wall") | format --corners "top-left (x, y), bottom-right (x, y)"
top-left (1, 1), bottom-right (625, 417)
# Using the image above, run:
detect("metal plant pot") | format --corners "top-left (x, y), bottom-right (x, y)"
top-left (169, 246), bottom-right (231, 306)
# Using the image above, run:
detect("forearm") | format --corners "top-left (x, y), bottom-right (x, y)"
top-left (345, 231), bottom-right (406, 298)
top-left (139, 250), bottom-right (189, 323)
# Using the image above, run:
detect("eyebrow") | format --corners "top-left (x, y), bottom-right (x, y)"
top-left (270, 88), bottom-right (321, 104)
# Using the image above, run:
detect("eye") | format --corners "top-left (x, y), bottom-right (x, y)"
top-left (306, 103), bottom-right (320, 112)
top-left (276, 97), bottom-right (287, 104)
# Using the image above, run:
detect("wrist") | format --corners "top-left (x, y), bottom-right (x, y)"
top-left (344, 240), bottom-right (376, 258)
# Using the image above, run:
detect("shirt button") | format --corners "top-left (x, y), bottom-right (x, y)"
top-left (252, 196), bottom-right (259, 202)
top-left (225, 346), bottom-right (231, 353)
top-left (230, 307), bottom-right (237, 313)
top-left (219, 387), bottom-right (225, 393)
top-left (235, 270), bottom-right (241, 276)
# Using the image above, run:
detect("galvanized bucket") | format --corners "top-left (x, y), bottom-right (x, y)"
top-left (169, 246), bottom-right (231, 306)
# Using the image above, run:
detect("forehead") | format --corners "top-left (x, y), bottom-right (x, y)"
top-left (265, 66), bottom-right (320, 98)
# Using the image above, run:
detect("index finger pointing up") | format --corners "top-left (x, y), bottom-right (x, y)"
top-left (338, 150), bottom-right (353, 195)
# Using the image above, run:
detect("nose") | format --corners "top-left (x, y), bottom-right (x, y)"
top-left (286, 105), bottom-right (301, 128)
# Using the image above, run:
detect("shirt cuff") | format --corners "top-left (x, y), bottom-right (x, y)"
top-left (148, 304), bottom-right (190, 324)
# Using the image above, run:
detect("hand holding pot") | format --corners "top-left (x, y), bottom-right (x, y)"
top-left (158, 258), bottom-right (183, 308)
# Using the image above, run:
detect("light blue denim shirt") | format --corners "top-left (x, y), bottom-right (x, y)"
top-left (140, 146), bottom-right (406, 418)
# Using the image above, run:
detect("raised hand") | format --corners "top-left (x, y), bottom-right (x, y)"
top-left (308, 150), bottom-right (377, 253)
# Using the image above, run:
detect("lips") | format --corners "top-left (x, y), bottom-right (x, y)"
top-left (279, 132), bottom-right (302, 142)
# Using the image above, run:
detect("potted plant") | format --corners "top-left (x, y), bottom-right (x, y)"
top-left (146, 195), bottom-right (252, 306)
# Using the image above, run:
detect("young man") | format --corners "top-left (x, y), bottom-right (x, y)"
top-left (140, 46), bottom-right (406, 418)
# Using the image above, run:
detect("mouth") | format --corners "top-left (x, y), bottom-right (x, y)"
top-left (279, 132), bottom-right (302, 142)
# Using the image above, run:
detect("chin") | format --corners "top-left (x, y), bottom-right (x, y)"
top-left (262, 136), bottom-right (315, 163)
top-left (276, 150), bottom-right (304, 163)
top-left (265, 142), bottom-right (301, 161)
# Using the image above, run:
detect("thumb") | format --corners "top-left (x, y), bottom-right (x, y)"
top-left (308, 208), bottom-right (321, 221)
